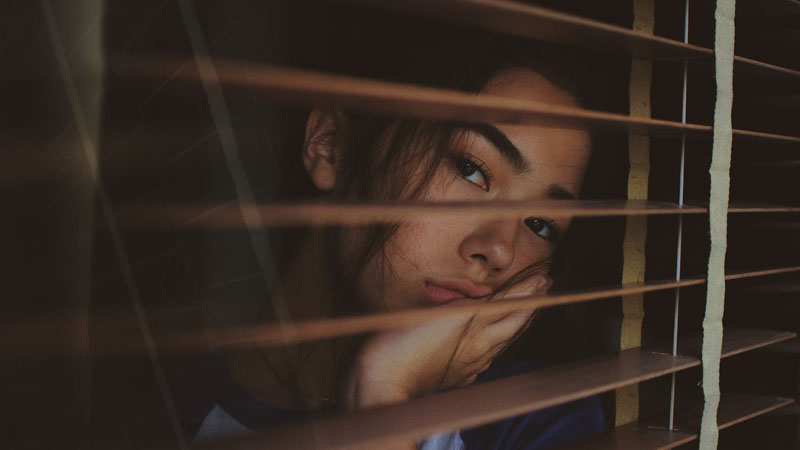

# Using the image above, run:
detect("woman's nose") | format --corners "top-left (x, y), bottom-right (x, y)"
top-left (458, 219), bottom-right (518, 275)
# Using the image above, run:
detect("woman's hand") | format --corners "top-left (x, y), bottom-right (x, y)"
top-left (341, 274), bottom-right (551, 411)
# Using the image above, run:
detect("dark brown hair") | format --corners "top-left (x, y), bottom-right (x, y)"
top-left (323, 34), bottom-right (589, 311)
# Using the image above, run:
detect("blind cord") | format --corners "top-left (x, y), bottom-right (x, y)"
top-left (669, 0), bottom-right (690, 432)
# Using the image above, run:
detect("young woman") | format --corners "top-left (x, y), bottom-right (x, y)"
top-left (193, 37), bottom-right (604, 449)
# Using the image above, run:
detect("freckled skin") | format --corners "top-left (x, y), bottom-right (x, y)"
top-left (349, 68), bottom-right (591, 312)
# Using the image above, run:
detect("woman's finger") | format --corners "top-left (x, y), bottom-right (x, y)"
top-left (485, 307), bottom-right (538, 344)
top-left (491, 274), bottom-right (551, 301)
top-left (484, 274), bottom-right (550, 327)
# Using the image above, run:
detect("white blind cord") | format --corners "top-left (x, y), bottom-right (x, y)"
top-left (669, 0), bottom-right (691, 432)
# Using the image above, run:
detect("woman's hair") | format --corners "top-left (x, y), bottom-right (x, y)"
top-left (263, 33), bottom-right (594, 397)
top-left (322, 34), bottom-right (590, 310)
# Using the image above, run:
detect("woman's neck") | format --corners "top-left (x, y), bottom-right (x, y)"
top-left (226, 228), bottom-right (356, 411)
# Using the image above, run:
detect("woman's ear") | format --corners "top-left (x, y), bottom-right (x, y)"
top-left (303, 108), bottom-right (343, 192)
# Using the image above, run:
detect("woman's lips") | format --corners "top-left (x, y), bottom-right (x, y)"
top-left (424, 280), bottom-right (492, 304)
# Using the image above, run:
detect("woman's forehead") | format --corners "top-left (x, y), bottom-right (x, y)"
top-left (481, 69), bottom-right (590, 193)
top-left (482, 68), bottom-right (581, 108)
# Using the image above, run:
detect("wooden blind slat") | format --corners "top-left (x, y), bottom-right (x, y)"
top-left (352, 0), bottom-right (709, 59)
top-left (114, 201), bottom-right (800, 229)
top-left (216, 270), bottom-right (799, 347)
top-left (126, 200), bottom-right (702, 229)
top-left (768, 402), bottom-right (800, 417)
top-left (723, 266), bottom-right (800, 281)
top-left (557, 423), bottom-right (696, 450)
top-left (733, 55), bottom-right (800, 80)
top-left (7, 270), bottom-right (797, 360)
top-left (727, 204), bottom-right (800, 213)
top-left (216, 278), bottom-right (706, 348)
top-left (117, 58), bottom-right (800, 144)
top-left (761, 336), bottom-right (800, 354)
top-left (353, 0), bottom-right (800, 80)
top-left (730, 128), bottom-right (800, 144)
top-left (703, 394), bottom-right (794, 431)
top-left (206, 350), bottom-right (698, 450)
top-left (556, 394), bottom-right (795, 450)
top-left (198, 329), bottom-right (795, 450)
top-left (662, 329), bottom-right (797, 359)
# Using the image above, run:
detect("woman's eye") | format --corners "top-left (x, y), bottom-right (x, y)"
top-left (525, 217), bottom-right (560, 243)
top-left (455, 156), bottom-right (489, 191)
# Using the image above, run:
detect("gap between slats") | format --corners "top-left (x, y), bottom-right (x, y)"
top-left (193, 329), bottom-right (795, 450)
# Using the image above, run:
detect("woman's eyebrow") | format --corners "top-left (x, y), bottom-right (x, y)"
top-left (457, 122), bottom-right (528, 173)
top-left (546, 185), bottom-right (577, 201)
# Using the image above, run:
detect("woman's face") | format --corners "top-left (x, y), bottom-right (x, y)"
top-left (349, 68), bottom-right (591, 311)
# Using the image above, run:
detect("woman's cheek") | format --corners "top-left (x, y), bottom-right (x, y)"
top-left (389, 220), bottom-right (454, 266)
top-left (382, 221), bottom-right (464, 305)
top-left (511, 238), bottom-right (554, 276)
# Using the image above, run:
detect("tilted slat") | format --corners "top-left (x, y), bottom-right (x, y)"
top-left (724, 266), bottom-right (800, 281)
top-left (352, 0), bottom-right (800, 80)
top-left (709, 394), bottom-right (794, 431)
top-left (201, 350), bottom-right (698, 450)
top-left (556, 424), bottom-right (696, 450)
top-left (216, 278), bottom-right (705, 348)
top-left (768, 401), bottom-right (800, 417)
top-left (6, 273), bottom-right (797, 360)
top-left (351, 0), bottom-right (709, 59)
top-left (556, 394), bottom-right (795, 450)
top-left (0, 278), bottom-right (800, 361)
top-left (761, 336), bottom-right (800, 354)
top-left (120, 200), bottom-right (703, 229)
top-left (734, 55), bottom-right (800, 81)
top-left (667, 329), bottom-right (797, 359)
top-left (727, 203), bottom-right (800, 213)
top-left (213, 270), bottom-right (800, 347)
top-left (117, 56), bottom-right (708, 136)
top-left (196, 329), bottom-right (795, 450)
top-left (115, 201), bottom-right (800, 230)
top-left (730, 128), bottom-right (800, 144)
top-left (116, 57), bottom-right (800, 144)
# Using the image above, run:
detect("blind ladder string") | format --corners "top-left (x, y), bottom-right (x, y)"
top-left (669, 0), bottom-right (691, 432)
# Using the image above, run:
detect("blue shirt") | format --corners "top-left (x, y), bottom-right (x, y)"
top-left (187, 360), bottom-right (604, 449)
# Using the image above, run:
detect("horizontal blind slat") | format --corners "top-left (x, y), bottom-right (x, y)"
top-left (113, 201), bottom-right (800, 229)
top-left (213, 268), bottom-right (800, 347)
top-left (8, 270), bottom-right (797, 359)
top-left (197, 329), bottom-right (795, 450)
top-left (556, 394), bottom-right (795, 450)
top-left (351, 0), bottom-right (709, 59)
top-left (733, 55), bottom-right (800, 80)
top-left (115, 57), bottom-right (800, 144)
top-left (352, 0), bottom-right (800, 79)
top-left (761, 336), bottom-right (800, 354)
top-left (122, 200), bottom-right (703, 229)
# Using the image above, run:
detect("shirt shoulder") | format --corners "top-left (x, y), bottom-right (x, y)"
top-left (461, 361), bottom-right (605, 450)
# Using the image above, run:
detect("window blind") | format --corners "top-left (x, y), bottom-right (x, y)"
top-left (4, 0), bottom-right (798, 449)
